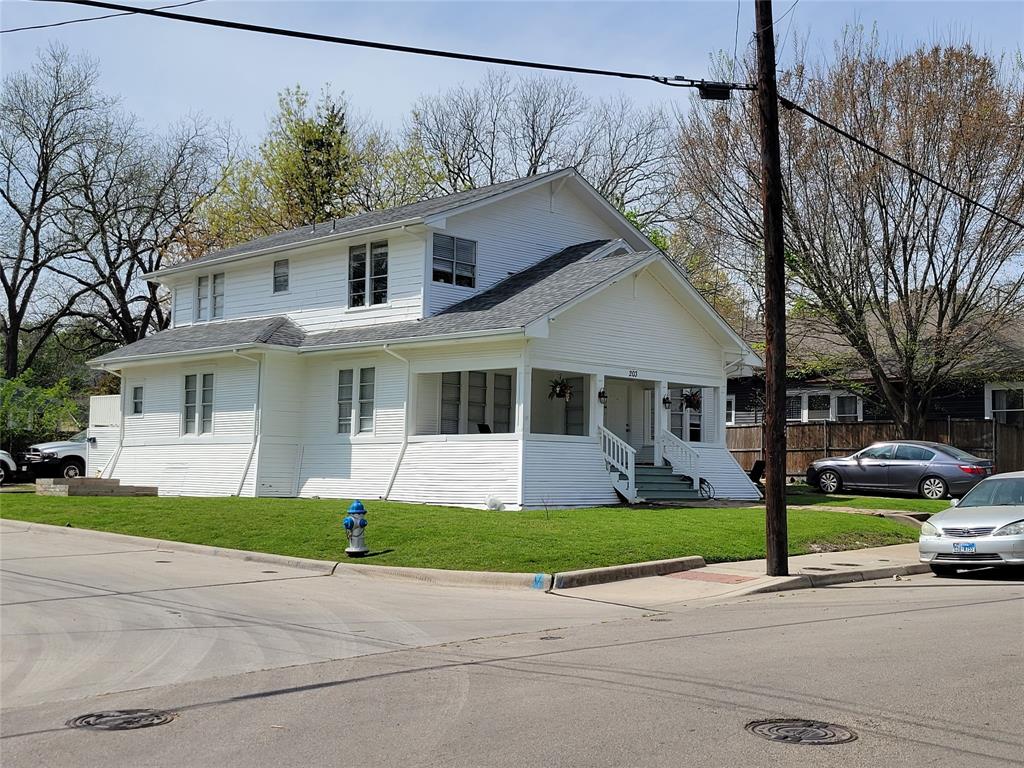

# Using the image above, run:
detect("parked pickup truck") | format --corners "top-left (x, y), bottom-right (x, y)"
top-left (19, 430), bottom-right (89, 480)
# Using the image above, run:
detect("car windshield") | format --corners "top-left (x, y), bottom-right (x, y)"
top-left (941, 445), bottom-right (982, 462)
top-left (957, 477), bottom-right (1024, 507)
top-left (69, 430), bottom-right (87, 443)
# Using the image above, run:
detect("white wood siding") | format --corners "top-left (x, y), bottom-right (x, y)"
top-left (165, 230), bottom-right (425, 332)
top-left (389, 437), bottom-right (520, 508)
top-left (109, 357), bottom-right (257, 495)
top-left (522, 438), bottom-right (618, 508)
top-left (427, 184), bottom-right (619, 314)
top-left (529, 270), bottom-right (726, 387)
top-left (415, 372), bottom-right (441, 434)
top-left (692, 445), bottom-right (762, 500)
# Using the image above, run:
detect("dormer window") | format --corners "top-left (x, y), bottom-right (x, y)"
top-left (349, 241), bottom-right (388, 308)
top-left (195, 273), bottom-right (224, 321)
top-left (433, 234), bottom-right (476, 288)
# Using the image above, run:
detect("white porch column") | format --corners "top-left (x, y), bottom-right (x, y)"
top-left (654, 381), bottom-right (668, 464)
top-left (516, 364), bottom-right (531, 435)
top-left (592, 373), bottom-right (606, 436)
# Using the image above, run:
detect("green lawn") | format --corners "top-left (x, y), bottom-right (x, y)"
top-left (784, 486), bottom-right (950, 514)
top-left (0, 494), bottom-right (917, 573)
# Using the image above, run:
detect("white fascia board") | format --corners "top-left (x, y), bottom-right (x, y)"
top-left (87, 343), bottom-right (294, 369)
top-left (523, 252), bottom-right (662, 337)
top-left (143, 218), bottom-right (424, 282)
top-left (298, 327), bottom-right (524, 354)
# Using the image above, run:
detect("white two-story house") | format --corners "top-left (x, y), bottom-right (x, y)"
top-left (88, 168), bottom-right (762, 507)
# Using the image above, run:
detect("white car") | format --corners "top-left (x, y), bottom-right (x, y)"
top-left (0, 450), bottom-right (16, 485)
top-left (919, 471), bottom-right (1024, 576)
top-left (19, 430), bottom-right (89, 479)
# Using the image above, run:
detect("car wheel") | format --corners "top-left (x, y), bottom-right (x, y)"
top-left (0, 464), bottom-right (6, 486)
top-left (919, 476), bottom-right (948, 500)
top-left (930, 564), bottom-right (958, 577)
top-left (817, 469), bottom-right (842, 494)
top-left (61, 459), bottom-right (84, 479)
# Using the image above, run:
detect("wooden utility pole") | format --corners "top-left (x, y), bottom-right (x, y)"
top-left (754, 0), bottom-right (789, 576)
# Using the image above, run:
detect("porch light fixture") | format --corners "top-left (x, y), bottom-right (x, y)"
top-left (597, 388), bottom-right (608, 405)
top-left (662, 394), bottom-right (673, 409)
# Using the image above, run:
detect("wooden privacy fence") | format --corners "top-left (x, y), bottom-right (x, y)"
top-left (727, 419), bottom-right (1024, 476)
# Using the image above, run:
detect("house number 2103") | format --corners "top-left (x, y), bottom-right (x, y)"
top-left (627, 370), bottom-right (639, 378)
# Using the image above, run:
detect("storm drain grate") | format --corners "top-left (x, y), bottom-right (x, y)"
top-left (67, 709), bottom-right (176, 731)
top-left (745, 719), bottom-right (856, 745)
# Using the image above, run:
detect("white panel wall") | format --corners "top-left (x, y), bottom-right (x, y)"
top-left (522, 439), bottom-right (618, 508)
top-left (111, 356), bottom-right (257, 496)
top-left (529, 271), bottom-right (726, 386)
top-left (427, 184), bottom-right (620, 314)
top-left (693, 445), bottom-right (762, 501)
top-left (388, 437), bottom-right (520, 508)
top-left (165, 230), bottom-right (425, 332)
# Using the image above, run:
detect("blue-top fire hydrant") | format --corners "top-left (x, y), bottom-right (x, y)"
top-left (343, 500), bottom-right (368, 557)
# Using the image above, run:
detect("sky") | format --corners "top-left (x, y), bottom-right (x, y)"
top-left (2, 0), bottom-right (1022, 143)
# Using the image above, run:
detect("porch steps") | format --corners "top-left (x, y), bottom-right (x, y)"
top-left (634, 465), bottom-right (700, 502)
top-left (35, 477), bottom-right (158, 497)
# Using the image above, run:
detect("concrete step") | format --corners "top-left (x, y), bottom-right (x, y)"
top-left (635, 466), bottom-right (675, 476)
top-left (638, 489), bottom-right (701, 501)
top-left (36, 477), bottom-right (121, 489)
top-left (637, 479), bottom-right (695, 492)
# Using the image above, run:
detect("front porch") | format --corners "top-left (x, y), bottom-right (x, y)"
top-left (399, 354), bottom-right (729, 505)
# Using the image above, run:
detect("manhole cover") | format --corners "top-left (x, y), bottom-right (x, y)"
top-left (67, 709), bottom-right (176, 731)
top-left (746, 719), bottom-right (856, 745)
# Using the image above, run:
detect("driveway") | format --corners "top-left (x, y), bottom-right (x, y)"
top-left (0, 521), bottom-right (642, 708)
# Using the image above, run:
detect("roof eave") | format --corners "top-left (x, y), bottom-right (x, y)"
top-left (298, 327), bottom-right (525, 354)
top-left (87, 342), bottom-right (297, 368)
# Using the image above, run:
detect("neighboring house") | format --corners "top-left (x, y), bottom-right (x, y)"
top-left (87, 169), bottom-right (762, 507)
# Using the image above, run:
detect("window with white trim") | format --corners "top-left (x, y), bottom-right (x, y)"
top-left (785, 390), bottom-right (862, 423)
top-left (807, 394), bottom-right (831, 421)
top-left (493, 373), bottom-right (513, 433)
top-left (273, 259), bottom-right (289, 293)
top-left (468, 371), bottom-right (487, 428)
top-left (183, 373), bottom-right (214, 434)
top-left (785, 395), bottom-right (803, 421)
top-left (836, 394), bottom-right (859, 422)
top-left (432, 233), bottom-right (476, 287)
top-left (337, 370), bottom-right (353, 434)
top-left (358, 367), bottom-right (375, 433)
top-left (348, 241), bottom-right (388, 308)
top-left (195, 273), bottom-right (224, 321)
top-left (440, 372), bottom-right (461, 434)
top-left (131, 386), bottom-right (144, 416)
top-left (725, 395), bottom-right (736, 425)
top-left (991, 385), bottom-right (1024, 426)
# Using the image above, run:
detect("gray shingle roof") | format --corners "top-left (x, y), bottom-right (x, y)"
top-left (173, 169), bottom-right (569, 272)
top-left (93, 241), bottom-right (658, 363)
top-left (90, 315), bottom-right (305, 364)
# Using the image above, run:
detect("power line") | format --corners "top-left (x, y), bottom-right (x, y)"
top-left (731, 0), bottom-right (742, 80)
top-left (1, 0), bottom-right (204, 34)
top-left (37, 0), bottom-right (756, 92)
top-left (779, 96), bottom-right (1024, 229)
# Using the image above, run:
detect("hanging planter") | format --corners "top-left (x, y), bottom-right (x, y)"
top-left (548, 376), bottom-right (574, 402)
top-left (683, 389), bottom-right (702, 411)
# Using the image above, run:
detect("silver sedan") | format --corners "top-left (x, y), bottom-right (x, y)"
top-left (919, 471), bottom-right (1024, 576)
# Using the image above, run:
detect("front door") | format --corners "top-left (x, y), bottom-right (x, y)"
top-left (604, 379), bottom-right (630, 443)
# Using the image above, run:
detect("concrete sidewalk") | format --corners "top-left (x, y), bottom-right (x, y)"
top-left (553, 543), bottom-right (929, 609)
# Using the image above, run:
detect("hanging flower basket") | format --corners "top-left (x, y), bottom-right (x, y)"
top-left (548, 377), bottom-right (574, 402)
top-left (683, 389), bottom-right (702, 411)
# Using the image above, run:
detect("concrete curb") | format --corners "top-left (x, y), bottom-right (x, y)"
top-left (745, 562), bottom-right (932, 594)
top-left (335, 563), bottom-right (552, 591)
top-left (553, 555), bottom-right (706, 590)
top-left (3, 521), bottom-right (552, 589)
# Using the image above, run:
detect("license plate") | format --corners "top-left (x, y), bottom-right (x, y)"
top-left (952, 542), bottom-right (977, 554)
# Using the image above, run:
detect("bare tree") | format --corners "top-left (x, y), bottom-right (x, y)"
top-left (55, 114), bottom-right (223, 346)
top-left (0, 45), bottom-right (109, 378)
top-left (674, 29), bottom-right (1024, 436)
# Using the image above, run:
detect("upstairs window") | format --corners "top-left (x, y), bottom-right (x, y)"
top-left (433, 233), bottom-right (476, 288)
top-left (349, 241), bottom-right (388, 308)
top-left (273, 259), bottom-right (289, 293)
top-left (195, 273), bottom-right (225, 321)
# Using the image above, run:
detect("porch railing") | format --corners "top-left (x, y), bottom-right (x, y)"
top-left (661, 429), bottom-right (701, 488)
top-left (600, 426), bottom-right (637, 501)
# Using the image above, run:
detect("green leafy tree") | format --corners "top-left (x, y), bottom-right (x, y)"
top-left (0, 372), bottom-right (80, 453)
top-left (204, 86), bottom-right (357, 246)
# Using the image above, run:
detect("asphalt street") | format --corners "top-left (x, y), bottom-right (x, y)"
top-left (2, 523), bottom-right (1022, 767)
